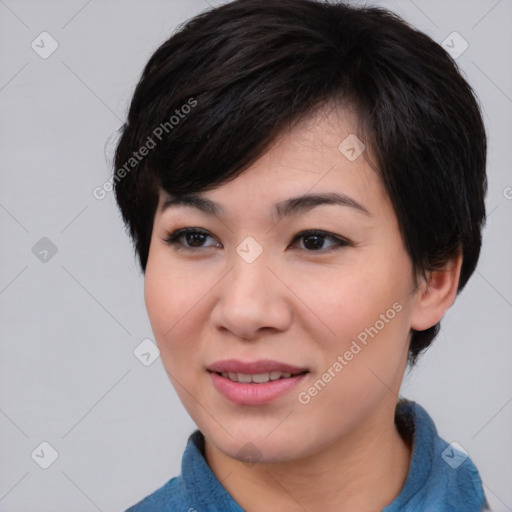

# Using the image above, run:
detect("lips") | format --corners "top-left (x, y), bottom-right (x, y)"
top-left (207, 359), bottom-right (309, 405)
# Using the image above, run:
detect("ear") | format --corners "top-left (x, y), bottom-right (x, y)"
top-left (410, 251), bottom-right (463, 331)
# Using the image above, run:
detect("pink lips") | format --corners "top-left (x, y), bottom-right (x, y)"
top-left (207, 359), bottom-right (309, 405)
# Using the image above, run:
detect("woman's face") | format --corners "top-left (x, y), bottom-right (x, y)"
top-left (145, 106), bottom-right (422, 463)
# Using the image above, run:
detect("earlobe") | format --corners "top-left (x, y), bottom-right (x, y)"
top-left (410, 251), bottom-right (463, 332)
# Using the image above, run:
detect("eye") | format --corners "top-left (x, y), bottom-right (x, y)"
top-left (164, 228), bottom-right (221, 250)
top-left (290, 230), bottom-right (352, 252)
top-left (163, 228), bottom-right (351, 253)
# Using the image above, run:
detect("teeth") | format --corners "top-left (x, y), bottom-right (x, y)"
top-left (220, 371), bottom-right (298, 383)
top-left (252, 373), bottom-right (270, 383)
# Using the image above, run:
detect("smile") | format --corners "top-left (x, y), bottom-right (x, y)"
top-left (217, 370), bottom-right (304, 383)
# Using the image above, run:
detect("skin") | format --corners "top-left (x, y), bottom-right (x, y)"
top-left (144, 104), bottom-right (462, 511)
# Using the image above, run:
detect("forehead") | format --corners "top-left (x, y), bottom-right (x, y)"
top-left (156, 104), bottom-right (389, 221)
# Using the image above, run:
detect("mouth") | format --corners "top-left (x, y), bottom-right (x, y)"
top-left (208, 370), bottom-right (308, 384)
top-left (207, 359), bottom-right (309, 381)
top-left (207, 359), bottom-right (310, 405)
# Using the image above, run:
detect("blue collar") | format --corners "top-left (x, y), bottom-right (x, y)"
top-left (126, 399), bottom-right (489, 511)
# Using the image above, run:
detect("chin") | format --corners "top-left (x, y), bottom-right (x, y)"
top-left (204, 423), bottom-right (320, 465)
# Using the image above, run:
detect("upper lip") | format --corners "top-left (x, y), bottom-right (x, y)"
top-left (208, 359), bottom-right (309, 375)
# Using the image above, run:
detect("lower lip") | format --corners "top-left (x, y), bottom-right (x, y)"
top-left (209, 371), bottom-right (308, 405)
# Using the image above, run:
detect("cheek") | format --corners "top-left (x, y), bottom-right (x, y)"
top-left (292, 257), bottom-right (411, 387)
top-left (144, 248), bottom-right (215, 371)
top-left (145, 245), bottom-right (195, 330)
top-left (291, 261), bottom-right (398, 343)
top-left (144, 250), bottom-right (189, 349)
top-left (144, 263), bottom-right (172, 336)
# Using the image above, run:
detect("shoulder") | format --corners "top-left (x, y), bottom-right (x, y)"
top-left (123, 429), bottom-right (244, 512)
top-left (124, 477), bottom-right (186, 512)
top-left (387, 399), bottom-right (489, 512)
top-left (427, 431), bottom-right (489, 511)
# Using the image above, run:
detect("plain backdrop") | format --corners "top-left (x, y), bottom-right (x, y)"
top-left (1, 0), bottom-right (511, 510)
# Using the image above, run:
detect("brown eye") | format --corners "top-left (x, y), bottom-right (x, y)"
top-left (291, 230), bottom-right (351, 252)
top-left (164, 228), bottom-right (221, 250)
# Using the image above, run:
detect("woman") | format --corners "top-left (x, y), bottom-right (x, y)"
top-left (113, 0), bottom-right (489, 510)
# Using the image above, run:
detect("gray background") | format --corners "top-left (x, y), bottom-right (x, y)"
top-left (1, 0), bottom-right (511, 510)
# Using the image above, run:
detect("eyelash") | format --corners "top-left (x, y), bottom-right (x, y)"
top-left (163, 228), bottom-right (352, 253)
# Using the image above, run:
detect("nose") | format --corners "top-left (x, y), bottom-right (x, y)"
top-left (210, 248), bottom-right (293, 340)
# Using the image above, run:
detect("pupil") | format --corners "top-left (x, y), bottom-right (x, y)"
top-left (187, 233), bottom-right (205, 247)
top-left (304, 235), bottom-right (323, 250)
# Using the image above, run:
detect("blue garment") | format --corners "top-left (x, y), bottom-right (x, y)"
top-left (125, 399), bottom-right (489, 511)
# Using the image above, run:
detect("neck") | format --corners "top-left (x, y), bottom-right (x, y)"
top-left (204, 400), bottom-right (412, 512)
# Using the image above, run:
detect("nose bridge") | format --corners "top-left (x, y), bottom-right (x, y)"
top-left (228, 236), bottom-right (271, 300)
top-left (212, 235), bottom-right (292, 337)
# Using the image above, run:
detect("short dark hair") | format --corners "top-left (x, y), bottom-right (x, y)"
top-left (112, 0), bottom-right (487, 365)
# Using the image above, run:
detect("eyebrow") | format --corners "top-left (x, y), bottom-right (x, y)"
top-left (160, 191), bottom-right (370, 219)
